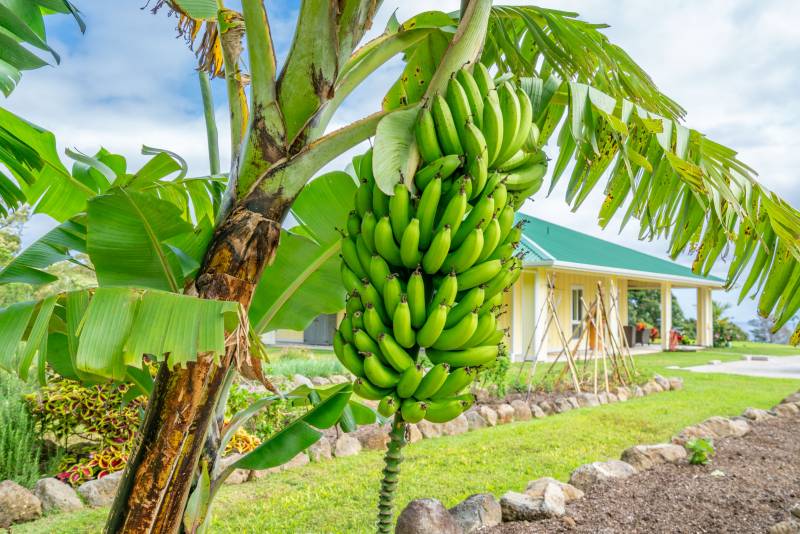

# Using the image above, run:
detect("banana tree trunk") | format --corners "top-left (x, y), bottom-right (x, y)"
top-left (104, 204), bottom-right (286, 534)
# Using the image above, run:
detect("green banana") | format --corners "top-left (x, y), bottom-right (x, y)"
top-left (446, 76), bottom-right (473, 140)
top-left (478, 216), bottom-right (501, 262)
top-left (363, 303), bottom-right (388, 339)
top-left (414, 363), bottom-right (450, 399)
top-left (505, 161), bottom-right (547, 191)
top-left (445, 285), bottom-right (485, 328)
top-left (506, 87), bottom-right (533, 163)
top-left (372, 184), bottom-right (389, 218)
top-left (341, 236), bottom-right (367, 279)
top-left (452, 194), bottom-right (494, 248)
top-left (347, 210), bottom-right (361, 237)
top-left (487, 241), bottom-right (515, 262)
top-left (478, 291), bottom-right (503, 315)
top-left (360, 211), bottom-right (377, 252)
top-left (424, 398), bottom-right (468, 423)
top-left (383, 274), bottom-right (402, 319)
top-left (492, 182), bottom-right (508, 212)
top-left (417, 177), bottom-right (441, 249)
top-left (351, 310), bottom-right (364, 332)
top-left (457, 67), bottom-right (484, 128)
top-left (389, 183), bottom-right (411, 242)
top-left (374, 216), bottom-right (402, 266)
top-left (392, 296), bottom-right (416, 349)
top-left (359, 147), bottom-right (374, 182)
top-left (378, 332), bottom-right (415, 372)
top-left (426, 345), bottom-right (499, 367)
top-left (462, 120), bottom-right (488, 164)
top-left (360, 279), bottom-right (389, 324)
top-left (354, 377), bottom-right (391, 401)
top-left (415, 104), bottom-right (444, 163)
top-left (483, 263), bottom-right (515, 302)
top-left (431, 367), bottom-right (476, 399)
top-left (503, 222), bottom-right (523, 247)
top-left (400, 398), bottom-right (427, 423)
top-left (429, 271), bottom-right (458, 310)
top-left (422, 224), bottom-right (451, 274)
top-left (339, 314), bottom-right (354, 343)
top-left (432, 311), bottom-right (478, 350)
top-left (356, 180), bottom-right (372, 217)
top-left (483, 89), bottom-right (504, 165)
top-left (407, 268), bottom-right (426, 329)
top-left (441, 226), bottom-right (484, 274)
top-left (341, 263), bottom-right (361, 294)
top-left (355, 235), bottom-right (373, 276)
top-left (496, 82), bottom-right (521, 164)
top-left (363, 352), bottom-right (400, 388)
top-left (431, 94), bottom-right (463, 155)
top-left (483, 327), bottom-right (507, 346)
top-left (345, 291), bottom-right (363, 315)
top-left (396, 364), bottom-right (424, 398)
top-left (353, 328), bottom-right (381, 358)
top-left (378, 394), bottom-right (400, 417)
top-left (456, 259), bottom-right (503, 290)
top-left (472, 62), bottom-right (494, 96)
top-left (435, 184), bottom-right (468, 237)
top-left (414, 154), bottom-right (462, 191)
top-left (333, 332), bottom-right (364, 377)
top-left (468, 155), bottom-right (489, 200)
top-left (465, 311), bottom-right (496, 347)
top-left (416, 303), bottom-right (448, 347)
top-left (369, 254), bottom-right (391, 293)
top-left (400, 218), bottom-right (422, 269)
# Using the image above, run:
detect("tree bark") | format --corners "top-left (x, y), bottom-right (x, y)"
top-left (104, 204), bottom-right (285, 534)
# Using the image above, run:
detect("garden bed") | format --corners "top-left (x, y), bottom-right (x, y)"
top-left (490, 413), bottom-right (800, 533)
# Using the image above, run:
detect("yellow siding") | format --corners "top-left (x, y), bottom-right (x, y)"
top-left (275, 329), bottom-right (304, 343)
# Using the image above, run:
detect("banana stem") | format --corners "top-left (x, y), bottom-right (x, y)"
top-left (376, 414), bottom-right (407, 533)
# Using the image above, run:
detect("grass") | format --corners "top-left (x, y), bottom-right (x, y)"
top-left (16, 345), bottom-right (800, 534)
top-left (266, 347), bottom-right (345, 377)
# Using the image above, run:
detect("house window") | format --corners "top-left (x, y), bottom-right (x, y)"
top-left (571, 287), bottom-right (584, 338)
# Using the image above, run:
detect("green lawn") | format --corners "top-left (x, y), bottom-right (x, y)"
top-left (17, 344), bottom-right (800, 534)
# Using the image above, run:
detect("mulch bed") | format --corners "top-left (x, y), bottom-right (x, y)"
top-left (488, 414), bottom-right (800, 533)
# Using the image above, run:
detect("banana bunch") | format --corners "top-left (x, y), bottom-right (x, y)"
top-left (333, 63), bottom-right (545, 425)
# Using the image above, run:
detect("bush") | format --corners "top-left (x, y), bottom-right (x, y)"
top-left (0, 370), bottom-right (41, 488)
top-left (686, 438), bottom-right (715, 465)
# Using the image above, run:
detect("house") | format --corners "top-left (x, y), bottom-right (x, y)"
top-left (269, 214), bottom-right (725, 360)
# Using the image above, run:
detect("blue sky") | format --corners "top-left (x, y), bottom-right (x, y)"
top-left (5, 1), bottom-right (800, 331)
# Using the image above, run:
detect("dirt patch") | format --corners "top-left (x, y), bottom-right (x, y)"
top-left (488, 414), bottom-right (800, 533)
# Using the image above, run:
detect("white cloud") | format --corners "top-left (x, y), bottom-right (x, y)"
top-left (6, 1), bottom-right (799, 332)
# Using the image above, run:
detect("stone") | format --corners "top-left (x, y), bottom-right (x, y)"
top-left (742, 407), bottom-right (773, 422)
top-left (616, 389), bottom-right (629, 402)
top-left (530, 404), bottom-right (546, 418)
top-left (475, 388), bottom-right (493, 403)
top-left (500, 487), bottom-right (564, 521)
top-left (768, 520), bottom-right (800, 534)
top-left (218, 453), bottom-right (249, 484)
top-left (407, 424), bottom-right (423, 443)
top-left (395, 498), bottom-right (461, 534)
top-left (510, 399), bottom-right (532, 421)
top-left (566, 396), bottom-right (580, 409)
top-left (77, 471), bottom-right (123, 507)
top-left (310, 376), bottom-right (331, 386)
top-left (357, 425), bottom-right (390, 450)
top-left (478, 405), bottom-right (498, 426)
top-left (774, 403), bottom-right (800, 417)
top-left (333, 434), bottom-right (362, 457)
top-left (278, 452), bottom-right (309, 471)
top-left (632, 385), bottom-right (645, 397)
top-left (308, 437), bottom-right (332, 461)
top-left (568, 460), bottom-right (637, 491)
top-left (292, 373), bottom-right (314, 388)
top-left (576, 392), bottom-right (600, 407)
top-left (607, 392), bottom-right (619, 403)
top-left (441, 414), bottom-right (469, 436)
top-left (653, 374), bottom-right (671, 390)
top-left (465, 410), bottom-right (488, 431)
top-left (554, 398), bottom-right (572, 413)
top-left (526, 477), bottom-right (584, 503)
top-left (791, 502), bottom-right (800, 519)
top-left (668, 377), bottom-right (684, 390)
top-left (449, 493), bottom-right (502, 533)
top-left (597, 392), bottom-right (609, 404)
top-left (674, 416), bottom-right (750, 445)
top-left (496, 403), bottom-right (515, 424)
top-left (538, 400), bottom-right (555, 415)
top-left (709, 359), bottom-right (723, 365)
top-left (621, 444), bottom-right (687, 471)
top-left (417, 419), bottom-right (442, 439)
top-left (0, 480), bottom-right (42, 527)
top-left (781, 392), bottom-right (800, 404)
top-left (642, 381), bottom-right (662, 395)
top-left (328, 374), bottom-right (349, 384)
top-left (33, 478), bottom-right (83, 513)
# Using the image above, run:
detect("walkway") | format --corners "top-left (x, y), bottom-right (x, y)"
top-left (684, 355), bottom-right (800, 380)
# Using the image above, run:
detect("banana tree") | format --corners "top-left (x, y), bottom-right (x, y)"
top-left (0, 1), bottom-right (798, 533)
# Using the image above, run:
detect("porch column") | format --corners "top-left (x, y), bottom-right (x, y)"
top-left (532, 268), bottom-right (549, 359)
top-left (660, 281), bottom-right (672, 350)
top-left (697, 287), bottom-right (713, 347)
top-left (511, 274), bottom-right (524, 361)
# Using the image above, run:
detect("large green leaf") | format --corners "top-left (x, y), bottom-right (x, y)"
top-left (249, 171), bottom-right (356, 333)
top-left (0, 218), bottom-right (86, 285)
top-left (372, 106), bottom-right (421, 194)
top-left (170, 0), bottom-right (217, 21)
top-left (87, 190), bottom-right (193, 292)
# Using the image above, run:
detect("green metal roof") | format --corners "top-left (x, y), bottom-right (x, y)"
top-left (515, 214), bottom-right (724, 285)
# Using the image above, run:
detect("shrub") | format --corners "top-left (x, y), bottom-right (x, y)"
top-left (478, 352), bottom-right (510, 397)
top-left (0, 370), bottom-right (42, 488)
top-left (686, 437), bottom-right (715, 465)
top-left (225, 382), bottom-right (294, 441)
